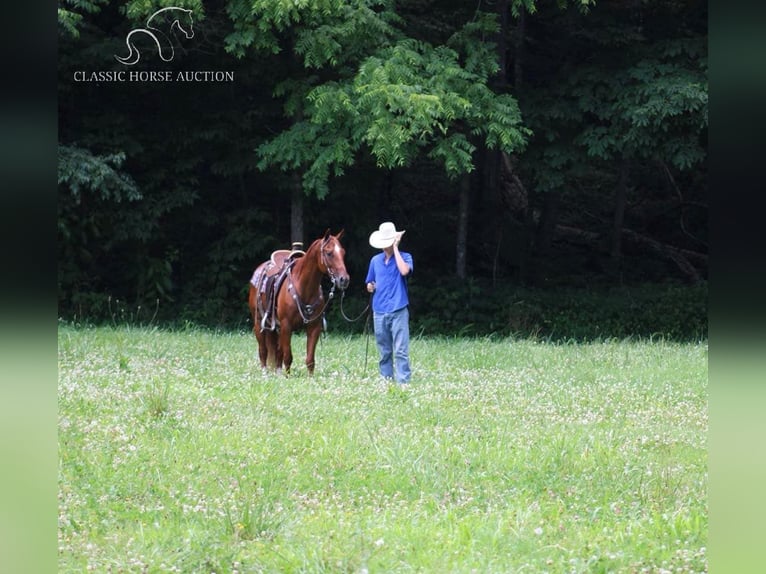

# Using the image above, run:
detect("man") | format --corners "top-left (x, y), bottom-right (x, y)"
top-left (365, 222), bottom-right (413, 386)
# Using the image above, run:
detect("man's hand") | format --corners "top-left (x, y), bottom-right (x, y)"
top-left (366, 281), bottom-right (376, 293)
top-left (394, 230), bottom-right (405, 247)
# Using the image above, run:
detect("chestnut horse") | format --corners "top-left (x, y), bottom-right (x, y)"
top-left (248, 230), bottom-right (350, 375)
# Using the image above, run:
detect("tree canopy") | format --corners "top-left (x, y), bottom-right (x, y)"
top-left (57, 0), bottom-right (707, 330)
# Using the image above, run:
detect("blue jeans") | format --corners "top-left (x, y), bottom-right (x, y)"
top-left (373, 306), bottom-right (411, 383)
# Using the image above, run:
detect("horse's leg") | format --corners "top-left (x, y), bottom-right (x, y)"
top-left (265, 330), bottom-right (278, 371)
top-left (305, 322), bottom-right (322, 376)
top-left (252, 321), bottom-right (265, 367)
top-left (278, 326), bottom-right (294, 375)
top-left (256, 330), bottom-right (269, 373)
top-left (249, 286), bottom-right (268, 372)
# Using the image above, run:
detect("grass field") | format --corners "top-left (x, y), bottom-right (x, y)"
top-left (58, 325), bottom-right (707, 573)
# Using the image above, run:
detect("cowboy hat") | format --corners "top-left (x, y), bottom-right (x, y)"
top-left (369, 221), bottom-right (405, 249)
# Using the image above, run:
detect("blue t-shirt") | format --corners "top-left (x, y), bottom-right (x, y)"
top-left (365, 251), bottom-right (413, 313)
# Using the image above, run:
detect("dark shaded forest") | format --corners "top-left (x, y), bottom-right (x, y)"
top-left (57, 0), bottom-right (707, 339)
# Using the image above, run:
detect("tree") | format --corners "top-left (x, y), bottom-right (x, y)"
top-left (229, 3), bottom-right (531, 276)
top-left (57, 0), bottom-right (273, 318)
top-left (516, 0), bottom-right (707, 282)
top-left (56, 0), bottom-right (707, 327)
top-left (225, 0), bottom-right (401, 244)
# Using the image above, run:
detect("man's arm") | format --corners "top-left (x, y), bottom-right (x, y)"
top-left (393, 233), bottom-right (411, 276)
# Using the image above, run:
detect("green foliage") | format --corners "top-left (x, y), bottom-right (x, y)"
top-left (57, 145), bottom-right (141, 204)
top-left (295, 1), bottom-right (400, 69)
top-left (350, 38), bottom-right (529, 173)
top-left (445, 12), bottom-right (501, 78)
top-left (407, 280), bottom-right (707, 341)
top-left (177, 208), bottom-right (276, 327)
top-left (57, 146), bottom-right (143, 307)
top-left (511, 0), bottom-right (593, 17)
top-left (571, 44), bottom-right (708, 168)
top-left (121, 0), bottom-right (206, 21)
top-left (57, 0), bottom-right (707, 337)
top-left (256, 119), bottom-right (358, 199)
top-left (521, 6), bottom-right (707, 199)
top-left (59, 0), bottom-right (206, 35)
top-left (429, 133), bottom-right (476, 178)
top-left (226, 0), bottom-right (392, 58)
top-left (60, 0), bottom-right (106, 12)
top-left (229, 1), bottom-right (403, 197)
top-left (233, 2), bottom-right (529, 195)
top-left (529, 283), bottom-right (708, 341)
top-left (58, 9), bottom-right (84, 38)
top-left (58, 0), bottom-right (108, 37)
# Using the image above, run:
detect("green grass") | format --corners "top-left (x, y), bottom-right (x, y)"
top-left (58, 325), bottom-right (707, 573)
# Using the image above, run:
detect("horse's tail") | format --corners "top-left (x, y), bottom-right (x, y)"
top-left (115, 39), bottom-right (140, 66)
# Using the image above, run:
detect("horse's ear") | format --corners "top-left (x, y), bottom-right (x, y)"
top-left (323, 228), bottom-right (331, 240)
top-left (336, 229), bottom-right (345, 240)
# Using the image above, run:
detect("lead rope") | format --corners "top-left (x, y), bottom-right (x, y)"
top-left (337, 290), bottom-right (373, 375)
top-left (363, 300), bottom-right (372, 375)
top-left (339, 289), bottom-right (370, 323)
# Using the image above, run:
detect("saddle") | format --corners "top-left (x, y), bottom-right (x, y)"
top-left (251, 247), bottom-right (305, 332)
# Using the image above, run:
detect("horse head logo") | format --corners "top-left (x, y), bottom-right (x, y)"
top-left (115, 7), bottom-right (194, 66)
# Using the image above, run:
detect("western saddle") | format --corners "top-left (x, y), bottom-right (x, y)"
top-left (251, 242), bottom-right (305, 332)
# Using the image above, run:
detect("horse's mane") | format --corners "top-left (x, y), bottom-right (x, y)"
top-left (293, 236), bottom-right (325, 275)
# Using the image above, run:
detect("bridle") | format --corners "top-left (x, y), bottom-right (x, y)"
top-left (320, 236), bottom-right (342, 289)
top-left (288, 236), bottom-right (345, 325)
top-left (319, 236), bottom-right (371, 323)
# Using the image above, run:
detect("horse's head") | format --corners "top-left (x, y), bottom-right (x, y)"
top-left (173, 8), bottom-right (195, 39)
top-left (320, 229), bottom-right (350, 291)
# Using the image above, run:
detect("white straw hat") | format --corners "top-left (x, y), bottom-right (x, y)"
top-left (369, 221), bottom-right (404, 249)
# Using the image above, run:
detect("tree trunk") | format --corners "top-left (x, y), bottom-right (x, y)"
top-left (456, 174), bottom-right (470, 279)
top-left (536, 191), bottom-right (560, 255)
top-left (514, 4), bottom-right (525, 89)
top-left (291, 172), bottom-right (304, 247)
top-left (496, 0), bottom-right (509, 86)
top-left (513, 5), bottom-right (530, 282)
top-left (518, 195), bottom-right (536, 285)
top-left (611, 157), bottom-right (629, 260)
top-left (482, 0), bottom-right (509, 284)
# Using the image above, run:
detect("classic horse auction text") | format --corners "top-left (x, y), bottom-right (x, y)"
top-left (73, 70), bottom-right (236, 83)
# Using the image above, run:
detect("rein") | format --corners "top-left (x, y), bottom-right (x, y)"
top-left (338, 290), bottom-right (373, 374)
top-left (338, 289), bottom-right (370, 323)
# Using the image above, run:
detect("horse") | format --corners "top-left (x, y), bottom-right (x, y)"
top-left (248, 230), bottom-right (350, 375)
top-left (115, 7), bottom-right (195, 66)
